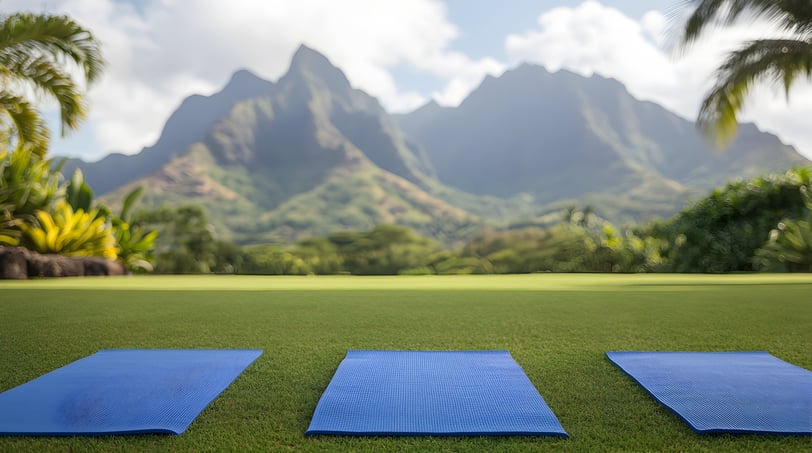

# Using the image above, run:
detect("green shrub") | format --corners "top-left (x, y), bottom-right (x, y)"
top-left (243, 245), bottom-right (311, 275)
top-left (0, 198), bottom-right (19, 245)
top-left (20, 202), bottom-right (117, 259)
top-left (648, 167), bottom-right (811, 272)
top-left (0, 145), bottom-right (62, 245)
top-left (111, 187), bottom-right (158, 272)
top-left (754, 186), bottom-right (812, 272)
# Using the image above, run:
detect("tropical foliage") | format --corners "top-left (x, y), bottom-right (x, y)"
top-left (242, 225), bottom-right (444, 275)
top-left (679, 0), bottom-right (812, 146)
top-left (0, 12), bottom-right (104, 154)
top-left (0, 197), bottom-right (17, 245)
top-left (645, 167), bottom-right (811, 272)
top-left (0, 11), bottom-right (157, 274)
top-left (0, 145), bottom-right (61, 246)
top-left (65, 169), bottom-right (158, 271)
top-left (132, 205), bottom-right (238, 274)
top-left (175, 211), bottom-right (664, 276)
top-left (0, 145), bottom-right (61, 217)
top-left (19, 201), bottom-right (116, 259)
top-left (134, 164), bottom-right (812, 275)
top-left (111, 187), bottom-right (159, 272)
top-left (754, 185), bottom-right (812, 271)
top-left (1, 143), bottom-right (157, 271)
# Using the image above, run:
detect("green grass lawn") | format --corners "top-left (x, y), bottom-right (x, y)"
top-left (1, 274), bottom-right (811, 451)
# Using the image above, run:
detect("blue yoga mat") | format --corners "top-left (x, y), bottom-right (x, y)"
top-left (606, 351), bottom-right (812, 435)
top-left (0, 349), bottom-right (262, 436)
top-left (306, 350), bottom-right (568, 437)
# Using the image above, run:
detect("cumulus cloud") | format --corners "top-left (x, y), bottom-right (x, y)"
top-left (2, 0), bottom-right (811, 160)
top-left (1, 0), bottom-right (502, 158)
top-left (505, 0), bottom-right (812, 159)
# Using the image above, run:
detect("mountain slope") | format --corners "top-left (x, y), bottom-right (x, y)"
top-left (103, 45), bottom-right (474, 243)
top-left (92, 47), bottom-right (810, 244)
top-left (61, 69), bottom-right (275, 195)
top-left (397, 64), bottom-right (809, 218)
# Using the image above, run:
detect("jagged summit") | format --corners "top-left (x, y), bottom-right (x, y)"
top-left (289, 44), bottom-right (333, 69)
top-left (219, 68), bottom-right (274, 99)
top-left (286, 44), bottom-right (351, 90)
top-left (226, 68), bottom-right (268, 87)
top-left (61, 43), bottom-right (808, 244)
top-left (275, 44), bottom-right (382, 116)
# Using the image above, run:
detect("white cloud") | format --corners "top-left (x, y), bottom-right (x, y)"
top-left (2, 0), bottom-right (501, 158)
top-left (505, 0), bottom-right (812, 160)
top-left (3, 0), bottom-right (811, 161)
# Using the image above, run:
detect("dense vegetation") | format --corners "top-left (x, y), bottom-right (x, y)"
top-left (134, 167), bottom-right (811, 275)
top-left (650, 167), bottom-right (812, 272)
top-left (1, 145), bottom-right (157, 272)
top-left (0, 11), bottom-right (158, 273)
top-left (6, 131), bottom-right (810, 275)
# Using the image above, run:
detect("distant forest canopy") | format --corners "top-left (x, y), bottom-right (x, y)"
top-left (136, 167), bottom-right (812, 275)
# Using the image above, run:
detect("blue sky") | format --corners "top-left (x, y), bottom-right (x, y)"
top-left (2, 0), bottom-right (811, 161)
top-left (444, 0), bottom-right (676, 58)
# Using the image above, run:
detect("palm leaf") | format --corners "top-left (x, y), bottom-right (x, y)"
top-left (66, 169), bottom-right (94, 212)
top-left (697, 38), bottom-right (812, 147)
top-left (679, 0), bottom-right (812, 48)
top-left (0, 54), bottom-right (86, 134)
top-left (119, 186), bottom-right (144, 222)
top-left (0, 93), bottom-right (49, 155)
top-left (0, 13), bottom-right (104, 84)
top-left (0, 12), bottom-right (103, 151)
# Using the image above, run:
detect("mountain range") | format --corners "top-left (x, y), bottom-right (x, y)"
top-left (62, 45), bottom-right (810, 244)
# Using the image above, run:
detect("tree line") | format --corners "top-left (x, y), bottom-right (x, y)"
top-left (134, 167), bottom-right (811, 275)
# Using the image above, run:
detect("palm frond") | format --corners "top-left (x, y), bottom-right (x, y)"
top-left (0, 12), bottom-right (104, 84)
top-left (0, 53), bottom-right (86, 135)
top-left (679, 0), bottom-right (812, 49)
top-left (698, 38), bottom-right (812, 147)
top-left (0, 92), bottom-right (50, 155)
top-left (0, 12), bottom-right (103, 152)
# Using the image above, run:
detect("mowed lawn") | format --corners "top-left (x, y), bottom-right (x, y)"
top-left (1, 274), bottom-right (811, 452)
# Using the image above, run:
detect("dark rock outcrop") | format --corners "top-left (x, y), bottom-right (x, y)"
top-left (0, 247), bottom-right (127, 279)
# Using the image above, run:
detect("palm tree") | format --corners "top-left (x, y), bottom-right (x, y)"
top-left (677, 0), bottom-right (812, 147)
top-left (0, 12), bottom-right (104, 156)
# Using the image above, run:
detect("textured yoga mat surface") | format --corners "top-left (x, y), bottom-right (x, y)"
top-left (0, 349), bottom-right (262, 436)
top-left (606, 351), bottom-right (812, 435)
top-left (306, 350), bottom-right (568, 437)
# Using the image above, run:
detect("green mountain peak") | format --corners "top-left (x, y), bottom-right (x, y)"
top-left (90, 45), bottom-right (809, 244)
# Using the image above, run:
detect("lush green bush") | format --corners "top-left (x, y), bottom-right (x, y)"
top-left (134, 205), bottom-right (215, 273)
top-left (19, 201), bottom-right (117, 259)
top-left (134, 205), bottom-right (244, 274)
top-left (242, 245), bottom-right (311, 275)
top-left (325, 225), bottom-right (441, 275)
top-left (0, 198), bottom-right (17, 245)
top-left (1, 146), bottom-right (157, 269)
top-left (648, 167), bottom-right (811, 272)
top-left (602, 225), bottom-right (666, 273)
top-left (66, 171), bottom-right (157, 272)
top-left (120, 169), bottom-right (812, 276)
top-left (754, 186), bottom-right (812, 272)
top-left (457, 216), bottom-right (664, 274)
top-left (0, 145), bottom-right (62, 246)
top-left (292, 237), bottom-right (344, 274)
